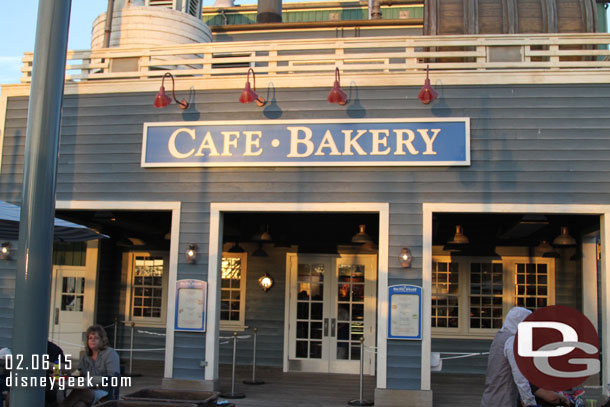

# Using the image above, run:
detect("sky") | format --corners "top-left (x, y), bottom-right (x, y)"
top-left (1, 2), bottom-right (609, 88)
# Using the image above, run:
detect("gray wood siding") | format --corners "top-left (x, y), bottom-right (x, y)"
top-left (2, 84), bottom-right (609, 389)
top-left (431, 338), bottom-right (491, 374)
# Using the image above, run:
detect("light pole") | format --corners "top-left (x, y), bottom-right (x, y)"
top-left (11, 1), bottom-right (71, 405)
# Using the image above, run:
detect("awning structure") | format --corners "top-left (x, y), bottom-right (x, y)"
top-left (0, 201), bottom-right (108, 242)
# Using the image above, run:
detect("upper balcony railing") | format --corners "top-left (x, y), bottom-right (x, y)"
top-left (19, 33), bottom-right (610, 84)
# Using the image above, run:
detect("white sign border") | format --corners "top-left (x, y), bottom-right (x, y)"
top-left (141, 117), bottom-right (470, 168)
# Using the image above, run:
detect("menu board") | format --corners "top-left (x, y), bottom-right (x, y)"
top-left (388, 284), bottom-right (422, 340)
top-left (175, 279), bottom-right (206, 332)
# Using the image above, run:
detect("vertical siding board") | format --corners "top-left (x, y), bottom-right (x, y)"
top-left (0, 84), bottom-right (608, 388)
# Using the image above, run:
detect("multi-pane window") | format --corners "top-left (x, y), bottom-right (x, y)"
top-left (296, 263), bottom-right (325, 359)
top-left (336, 264), bottom-right (365, 361)
top-left (515, 263), bottom-right (549, 310)
top-left (470, 262), bottom-right (503, 329)
top-left (62, 277), bottom-right (85, 312)
top-left (220, 253), bottom-right (247, 329)
top-left (132, 256), bottom-right (164, 318)
top-left (431, 256), bottom-right (554, 336)
top-left (431, 261), bottom-right (459, 328)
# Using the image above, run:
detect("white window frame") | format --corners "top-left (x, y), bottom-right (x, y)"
top-left (431, 255), bottom-right (555, 339)
top-left (124, 251), bottom-right (169, 328)
top-left (219, 252), bottom-right (248, 331)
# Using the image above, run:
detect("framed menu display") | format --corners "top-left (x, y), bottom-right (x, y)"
top-left (388, 284), bottom-right (422, 340)
top-left (175, 279), bottom-right (207, 332)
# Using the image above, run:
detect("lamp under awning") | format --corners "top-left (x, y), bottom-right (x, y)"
top-left (0, 201), bottom-right (108, 242)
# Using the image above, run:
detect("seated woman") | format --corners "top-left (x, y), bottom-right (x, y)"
top-left (61, 325), bottom-right (120, 407)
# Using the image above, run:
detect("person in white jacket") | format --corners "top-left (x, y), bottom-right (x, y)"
top-left (481, 307), bottom-right (535, 407)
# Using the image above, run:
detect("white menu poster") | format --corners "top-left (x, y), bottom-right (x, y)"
top-left (175, 280), bottom-right (207, 332)
top-left (388, 284), bottom-right (422, 340)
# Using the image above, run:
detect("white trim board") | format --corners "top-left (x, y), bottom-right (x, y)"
top-left (422, 203), bottom-right (610, 396)
top-left (206, 202), bottom-right (390, 389)
top-left (56, 200), bottom-right (181, 379)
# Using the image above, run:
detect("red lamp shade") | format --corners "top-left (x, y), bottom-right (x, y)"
top-left (153, 73), bottom-right (189, 109)
top-left (328, 67), bottom-right (347, 105)
top-left (239, 68), bottom-right (266, 107)
top-left (418, 65), bottom-right (438, 105)
top-left (154, 86), bottom-right (172, 108)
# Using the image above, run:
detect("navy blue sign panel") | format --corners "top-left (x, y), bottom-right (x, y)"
top-left (142, 118), bottom-right (469, 167)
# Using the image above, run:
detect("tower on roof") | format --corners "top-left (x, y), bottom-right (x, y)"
top-left (91, 0), bottom-right (211, 50)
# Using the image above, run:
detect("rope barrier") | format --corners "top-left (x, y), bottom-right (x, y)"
top-left (137, 330), bottom-right (166, 337)
top-left (439, 352), bottom-right (489, 361)
top-left (219, 335), bottom-right (251, 340)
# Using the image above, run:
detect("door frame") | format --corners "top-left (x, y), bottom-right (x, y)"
top-left (284, 252), bottom-right (377, 374)
top-left (56, 200), bottom-right (181, 379)
top-left (206, 202), bottom-right (389, 389)
top-left (422, 203), bottom-right (610, 396)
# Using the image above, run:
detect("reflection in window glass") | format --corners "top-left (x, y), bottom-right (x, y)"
top-left (221, 257), bottom-right (242, 321)
top-left (432, 262), bottom-right (459, 328)
top-left (515, 263), bottom-right (549, 310)
top-left (132, 256), bottom-right (164, 319)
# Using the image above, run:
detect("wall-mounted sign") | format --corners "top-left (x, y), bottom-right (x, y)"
top-left (175, 279), bottom-right (207, 332)
top-left (388, 284), bottom-right (422, 340)
top-left (142, 118), bottom-right (469, 167)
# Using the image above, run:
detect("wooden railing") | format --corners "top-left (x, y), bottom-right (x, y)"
top-left (19, 33), bottom-right (610, 84)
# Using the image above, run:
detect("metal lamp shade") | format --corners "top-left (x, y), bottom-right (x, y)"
top-left (553, 226), bottom-right (576, 246)
top-left (328, 67), bottom-right (347, 105)
top-left (154, 86), bottom-right (172, 108)
top-left (352, 224), bottom-right (373, 243)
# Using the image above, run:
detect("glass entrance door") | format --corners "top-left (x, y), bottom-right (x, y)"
top-left (287, 253), bottom-right (377, 375)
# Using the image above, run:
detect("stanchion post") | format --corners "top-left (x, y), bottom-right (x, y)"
top-left (244, 327), bottom-right (265, 385)
top-left (348, 337), bottom-right (374, 406)
top-left (220, 332), bottom-right (245, 399)
top-left (113, 317), bottom-right (118, 348)
top-left (129, 321), bottom-right (135, 376)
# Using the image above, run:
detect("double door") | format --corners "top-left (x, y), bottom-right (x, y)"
top-left (286, 253), bottom-right (376, 375)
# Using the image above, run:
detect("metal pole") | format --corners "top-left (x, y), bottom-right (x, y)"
top-left (220, 332), bottom-right (245, 399)
top-left (103, 0), bottom-right (115, 48)
top-left (11, 1), bottom-right (71, 406)
top-left (244, 328), bottom-right (265, 385)
top-left (129, 321), bottom-right (135, 375)
top-left (114, 317), bottom-right (119, 347)
top-left (348, 337), bottom-right (373, 406)
top-left (231, 332), bottom-right (237, 395)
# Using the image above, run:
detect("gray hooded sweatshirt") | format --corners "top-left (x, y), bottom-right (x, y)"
top-left (480, 307), bottom-right (532, 407)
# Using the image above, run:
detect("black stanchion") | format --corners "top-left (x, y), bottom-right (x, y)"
top-left (220, 332), bottom-right (246, 399)
top-left (348, 337), bottom-right (374, 406)
top-left (127, 321), bottom-right (142, 377)
top-left (244, 327), bottom-right (265, 385)
top-left (113, 317), bottom-right (118, 348)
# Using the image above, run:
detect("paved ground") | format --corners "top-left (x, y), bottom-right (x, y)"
top-left (118, 361), bottom-right (606, 407)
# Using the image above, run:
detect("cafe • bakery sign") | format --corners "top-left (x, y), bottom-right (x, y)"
top-left (141, 118), bottom-right (469, 167)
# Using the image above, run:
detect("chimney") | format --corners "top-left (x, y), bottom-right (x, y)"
top-left (257, 0), bottom-right (282, 23)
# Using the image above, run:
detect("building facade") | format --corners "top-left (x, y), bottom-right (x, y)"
top-left (1, 1), bottom-right (609, 405)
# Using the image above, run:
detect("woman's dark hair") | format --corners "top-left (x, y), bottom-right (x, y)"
top-left (84, 324), bottom-right (110, 356)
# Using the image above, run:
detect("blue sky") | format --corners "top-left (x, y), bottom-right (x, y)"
top-left (1, 2), bottom-right (609, 88)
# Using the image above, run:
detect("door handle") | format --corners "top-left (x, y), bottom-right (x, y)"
top-left (324, 318), bottom-right (329, 337)
top-left (54, 308), bottom-right (59, 325)
top-left (331, 318), bottom-right (336, 337)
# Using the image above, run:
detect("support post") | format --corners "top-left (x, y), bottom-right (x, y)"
top-left (10, 1), bottom-right (71, 406)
